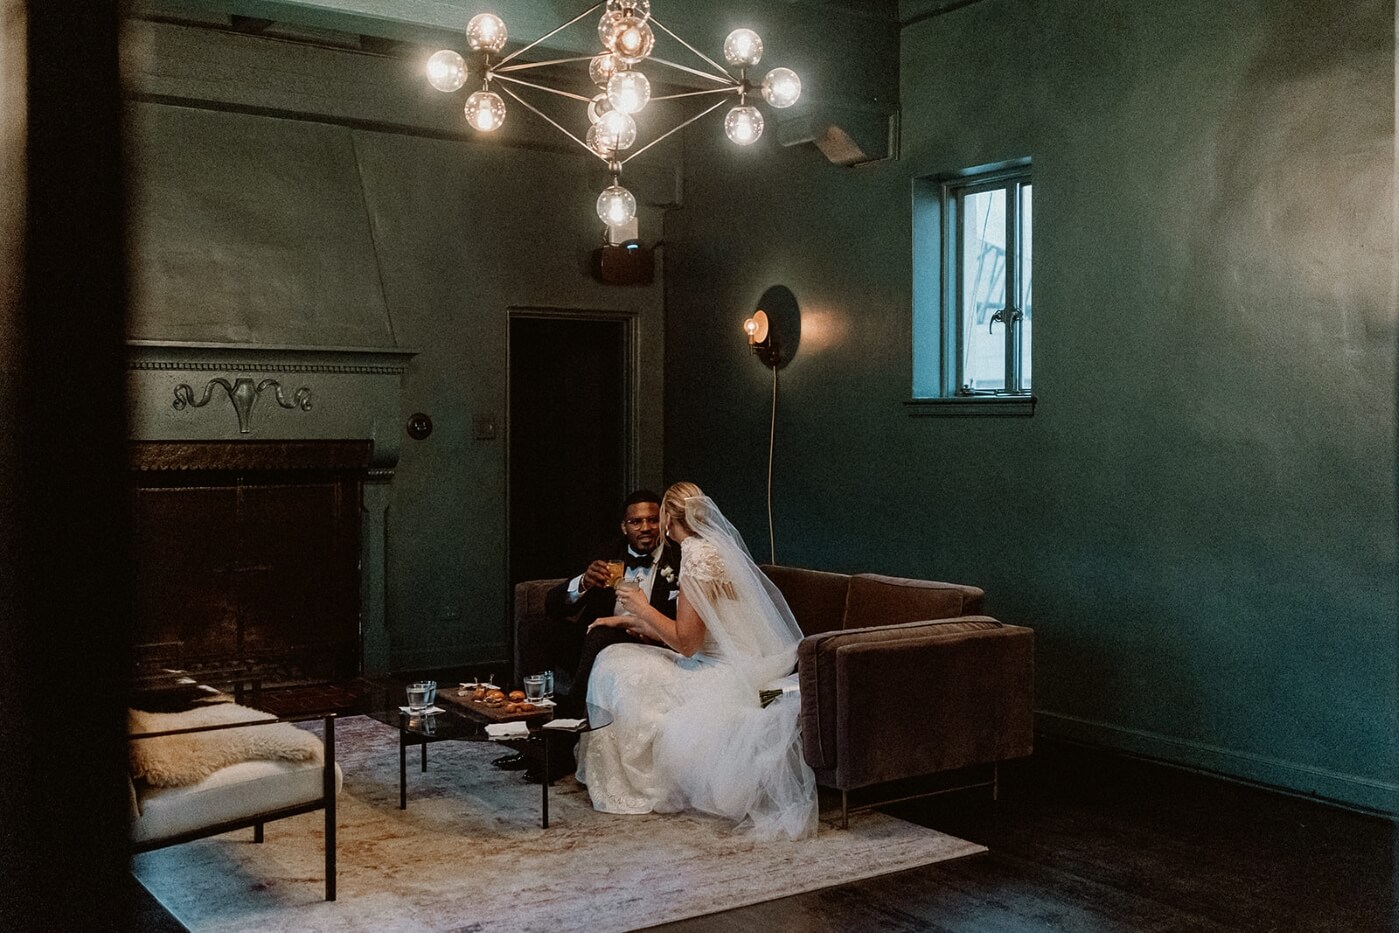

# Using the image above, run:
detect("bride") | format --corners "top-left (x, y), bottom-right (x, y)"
top-left (574, 482), bottom-right (817, 840)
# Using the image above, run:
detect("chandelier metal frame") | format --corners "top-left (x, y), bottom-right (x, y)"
top-left (426, 2), bottom-right (802, 233)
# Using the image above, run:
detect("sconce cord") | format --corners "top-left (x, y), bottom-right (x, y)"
top-left (767, 362), bottom-right (777, 563)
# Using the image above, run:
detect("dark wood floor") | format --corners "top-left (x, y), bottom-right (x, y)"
top-left (653, 742), bottom-right (1395, 933)
top-left (131, 687), bottom-right (1395, 932)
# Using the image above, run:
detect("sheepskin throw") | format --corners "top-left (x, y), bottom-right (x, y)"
top-left (129, 702), bottom-right (322, 787)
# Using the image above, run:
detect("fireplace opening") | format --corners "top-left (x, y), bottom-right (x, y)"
top-left (130, 440), bottom-right (368, 688)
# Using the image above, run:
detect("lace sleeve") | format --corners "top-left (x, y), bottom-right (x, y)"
top-left (680, 537), bottom-right (737, 601)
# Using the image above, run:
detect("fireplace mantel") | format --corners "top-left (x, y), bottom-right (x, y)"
top-left (126, 341), bottom-right (418, 471)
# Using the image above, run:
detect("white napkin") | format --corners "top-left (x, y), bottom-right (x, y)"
top-left (542, 718), bottom-right (585, 731)
top-left (399, 705), bottom-right (445, 715)
top-left (485, 721), bottom-right (530, 739)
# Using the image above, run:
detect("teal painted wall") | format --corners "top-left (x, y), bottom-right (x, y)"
top-left (664, 0), bottom-right (1398, 811)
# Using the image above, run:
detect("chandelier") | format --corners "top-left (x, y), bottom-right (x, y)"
top-left (425, 2), bottom-right (802, 231)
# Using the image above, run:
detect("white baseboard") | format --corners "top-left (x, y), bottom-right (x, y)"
top-left (1036, 710), bottom-right (1399, 815)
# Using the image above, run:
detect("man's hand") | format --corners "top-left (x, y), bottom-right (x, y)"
top-left (579, 559), bottom-right (614, 593)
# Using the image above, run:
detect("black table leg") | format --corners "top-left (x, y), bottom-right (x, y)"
top-left (542, 736), bottom-right (550, 829)
top-left (399, 723), bottom-right (407, 810)
top-left (421, 741), bottom-right (428, 773)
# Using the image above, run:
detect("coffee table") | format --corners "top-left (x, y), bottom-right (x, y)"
top-left (362, 684), bottom-right (612, 828)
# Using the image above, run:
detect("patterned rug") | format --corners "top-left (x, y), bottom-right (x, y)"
top-left (133, 715), bottom-right (985, 932)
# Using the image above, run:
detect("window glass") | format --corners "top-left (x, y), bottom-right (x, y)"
top-left (1020, 183), bottom-right (1033, 391)
top-left (961, 187), bottom-right (1007, 392)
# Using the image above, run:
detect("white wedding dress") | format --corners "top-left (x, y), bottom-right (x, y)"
top-left (575, 499), bottom-right (817, 841)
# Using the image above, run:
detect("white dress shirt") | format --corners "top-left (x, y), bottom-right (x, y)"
top-left (565, 546), bottom-right (662, 610)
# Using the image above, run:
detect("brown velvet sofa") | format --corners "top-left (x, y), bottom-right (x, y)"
top-left (761, 566), bottom-right (1034, 824)
top-left (512, 565), bottom-right (1033, 825)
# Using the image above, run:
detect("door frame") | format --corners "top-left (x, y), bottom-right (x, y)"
top-left (503, 305), bottom-right (640, 618)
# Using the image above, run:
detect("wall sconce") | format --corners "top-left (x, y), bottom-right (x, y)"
top-left (742, 286), bottom-right (799, 369)
top-left (742, 309), bottom-right (775, 366)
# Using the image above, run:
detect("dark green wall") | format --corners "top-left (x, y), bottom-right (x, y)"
top-left (664, 0), bottom-right (1397, 811)
top-left (123, 2), bottom-right (897, 674)
top-left (125, 19), bottom-right (671, 671)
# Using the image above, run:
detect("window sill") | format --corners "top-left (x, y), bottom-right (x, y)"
top-left (904, 395), bottom-right (1036, 417)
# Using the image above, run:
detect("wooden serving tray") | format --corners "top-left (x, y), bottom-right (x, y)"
top-left (438, 689), bottom-right (553, 723)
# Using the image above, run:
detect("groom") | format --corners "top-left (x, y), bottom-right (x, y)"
top-left (501, 489), bottom-right (681, 776)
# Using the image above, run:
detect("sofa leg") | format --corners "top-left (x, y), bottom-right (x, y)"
top-left (841, 790), bottom-right (848, 830)
top-left (253, 822), bottom-right (264, 844)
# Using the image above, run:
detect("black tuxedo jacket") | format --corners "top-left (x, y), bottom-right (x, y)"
top-left (544, 538), bottom-right (681, 626)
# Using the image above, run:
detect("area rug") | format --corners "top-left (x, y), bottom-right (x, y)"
top-left (133, 716), bottom-right (984, 932)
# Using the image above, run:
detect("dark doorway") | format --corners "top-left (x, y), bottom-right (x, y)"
top-left (509, 315), bottom-right (629, 584)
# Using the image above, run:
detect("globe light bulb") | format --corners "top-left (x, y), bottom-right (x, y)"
top-left (607, 70), bottom-right (651, 115)
top-left (597, 110), bottom-right (637, 150)
top-left (426, 50), bottom-right (468, 92)
top-left (723, 29), bottom-right (763, 67)
top-left (589, 53), bottom-right (619, 88)
top-left (588, 92), bottom-right (611, 125)
top-left (605, 0), bottom-right (650, 20)
top-left (724, 105), bottom-right (764, 145)
top-left (600, 13), bottom-right (654, 65)
top-left (597, 184), bottom-right (637, 226)
top-left (761, 67), bottom-right (802, 108)
top-left (464, 90), bottom-right (506, 131)
top-left (465, 13), bottom-right (508, 53)
top-left (586, 124), bottom-right (609, 156)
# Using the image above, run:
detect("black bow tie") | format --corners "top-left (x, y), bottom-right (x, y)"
top-left (625, 552), bottom-right (652, 570)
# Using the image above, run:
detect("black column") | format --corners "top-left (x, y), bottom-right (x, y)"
top-left (0, 1), bottom-right (131, 927)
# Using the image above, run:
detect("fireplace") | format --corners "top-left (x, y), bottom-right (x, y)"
top-left (126, 342), bottom-right (416, 683)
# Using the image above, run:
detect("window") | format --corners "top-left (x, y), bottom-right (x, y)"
top-left (912, 161), bottom-right (1034, 412)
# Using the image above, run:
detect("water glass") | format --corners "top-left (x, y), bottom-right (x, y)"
top-left (541, 669), bottom-right (555, 699)
top-left (523, 674), bottom-right (546, 703)
top-left (406, 680), bottom-right (436, 710)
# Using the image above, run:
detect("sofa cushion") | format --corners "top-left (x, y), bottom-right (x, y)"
top-left (843, 573), bottom-right (985, 629)
top-left (760, 565), bottom-right (850, 636)
top-left (131, 758), bottom-right (343, 845)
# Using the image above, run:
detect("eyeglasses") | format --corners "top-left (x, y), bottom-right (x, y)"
top-left (623, 517), bottom-right (660, 528)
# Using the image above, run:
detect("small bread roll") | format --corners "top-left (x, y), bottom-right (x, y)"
top-left (518, 703), bottom-right (536, 712)
top-left (487, 689), bottom-right (506, 700)
top-left (508, 690), bottom-right (526, 702)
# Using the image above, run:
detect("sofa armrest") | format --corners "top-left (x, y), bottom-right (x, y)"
top-left (798, 618), bottom-right (1033, 790)
top-left (513, 578), bottom-right (568, 683)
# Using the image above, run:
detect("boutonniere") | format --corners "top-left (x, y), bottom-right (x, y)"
top-left (659, 565), bottom-right (677, 585)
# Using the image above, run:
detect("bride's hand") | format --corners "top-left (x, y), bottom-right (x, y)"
top-left (615, 585), bottom-right (649, 615)
top-left (588, 615), bottom-right (634, 633)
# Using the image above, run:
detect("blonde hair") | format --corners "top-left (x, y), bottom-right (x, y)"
top-left (661, 481), bottom-right (704, 536)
